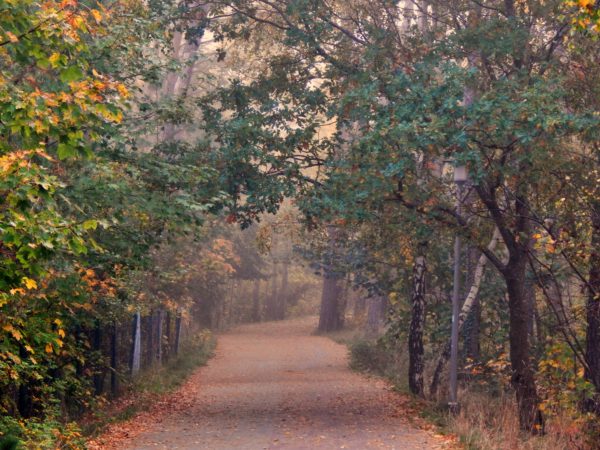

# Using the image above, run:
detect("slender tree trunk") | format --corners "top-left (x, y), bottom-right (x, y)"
top-left (408, 253), bottom-right (427, 397)
top-left (131, 312), bottom-right (141, 375)
top-left (464, 247), bottom-right (481, 362)
top-left (111, 322), bottom-right (119, 396)
top-left (156, 309), bottom-right (164, 365)
top-left (174, 310), bottom-right (182, 356)
top-left (93, 324), bottom-right (104, 395)
top-left (525, 270), bottom-right (537, 348)
top-left (431, 228), bottom-right (500, 397)
top-left (267, 263), bottom-right (279, 320)
top-left (147, 312), bottom-right (155, 367)
top-left (252, 279), bottom-right (261, 322)
top-left (17, 343), bottom-right (32, 418)
top-left (165, 311), bottom-right (172, 361)
top-left (278, 260), bottom-right (289, 320)
top-left (584, 203), bottom-right (600, 414)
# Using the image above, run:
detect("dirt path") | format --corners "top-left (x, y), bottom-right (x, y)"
top-left (94, 318), bottom-right (449, 449)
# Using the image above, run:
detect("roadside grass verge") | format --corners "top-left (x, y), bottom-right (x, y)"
top-left (343, 335), bottom-right (593, 450)
top-left (82, 331), bottom-right (215, 439)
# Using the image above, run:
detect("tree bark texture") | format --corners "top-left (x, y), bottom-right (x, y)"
top-left (585, 203), bottom-right (600, 414)
top-left (505, 252), bottom-right (544, 432)
top-left (111, 322), bottom-right (119, 396)
top-left (464, 246), bottom-right (481, 362)
top-left (318, 226), bottom-right (345, 332)
top-left (318, 272), bottom-right (344, 332)
top-left (408, 254), bottom-right (427, 397)
top-left (174, 311), bottom-right (182, 356)
top-left (156, 309), bottom-right (164, 365)
top-left (430, 228), bottom-right (499, 397)
top-left (131, 311), bottom-right (141, 375)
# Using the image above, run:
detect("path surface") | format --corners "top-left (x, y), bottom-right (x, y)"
top-left (97, 318), bottom-right (447, 449)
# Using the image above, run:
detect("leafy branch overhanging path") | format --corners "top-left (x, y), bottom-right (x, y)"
top-left (91, 317), bottom-right (451, 449)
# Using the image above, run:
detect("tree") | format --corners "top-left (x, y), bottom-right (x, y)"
top-left (202, 0), bottom-right (600, 432)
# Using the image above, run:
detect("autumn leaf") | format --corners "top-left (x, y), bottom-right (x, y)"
top-left (23, 277), bottom-right (37, 290)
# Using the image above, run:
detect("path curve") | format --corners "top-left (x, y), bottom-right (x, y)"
top-left (94, 317), bottom-right (447, 449)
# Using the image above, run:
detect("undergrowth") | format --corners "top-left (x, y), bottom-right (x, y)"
top-left (0, 332), bottom-right (215, 450)
top-left (83, 331), bottom-right (215, 438)
top-left (347, 337), bottom-right (596, 450)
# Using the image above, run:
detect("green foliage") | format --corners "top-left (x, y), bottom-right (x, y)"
top-left (348, 337), bottom-right (408, 391)
top-left (0, 414), bottom-right (85, 450)
top-left (0, 0), bottom-right (228, 444)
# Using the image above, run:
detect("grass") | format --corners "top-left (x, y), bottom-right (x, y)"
top-left (342, 334), bottom-right (596, 450)
top-left (134, 337), bottom-right (216, 394)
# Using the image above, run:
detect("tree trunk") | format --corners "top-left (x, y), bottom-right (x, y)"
top-left (505, 254), bottom-right (544, 433)
top-left (165, 311), bottom-right (172, 361)
top-left (131, 312), bottom-right (141, 375)
top-left (318, 226), bottom-right (345, 332)
top-left (464, 247), bottom-right (481, 362)
top-left (318, 272), bottom-right (344, 332)
top-left (266, 263), bottom-right (279, 320)
top-left (93, 324), bottom-right (104, 395)
top-left (430, 228), bottom-right (500, 397)
top-left (252, 279), bottom-right (261, 322)
top-left (408, 254), bottom-right (427, 397)
top-left (111, 322), bottom-right (119, 396)
top-left (584, 203), bottom-right (600, 414)
top-left (147, 312), bottom-right (155, 367)
top-left (366, 293), bottom-right (386, 336)
top-left (156, 309), bottom-right (164, 365)
top-left (174, 310), bottom-right (182, 355)
top-left (278, 260), bottom-right (289, 320)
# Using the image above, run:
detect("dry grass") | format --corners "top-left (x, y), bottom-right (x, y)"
top-left (344, 336), bottom-right (597, 450)
top-left (448, 390), bottom-right (591, 450)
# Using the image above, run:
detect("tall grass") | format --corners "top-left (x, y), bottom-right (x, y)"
top-left (347, 338), bottom-right (595, 450)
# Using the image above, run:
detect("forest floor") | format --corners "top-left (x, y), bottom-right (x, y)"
top-left (88, 317), bottom-right (454, 449)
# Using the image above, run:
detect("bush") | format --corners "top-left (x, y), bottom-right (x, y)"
top-left (349, 338), bottom-right (408, 389)
top-left (0, 415), bottom-right (85, 450)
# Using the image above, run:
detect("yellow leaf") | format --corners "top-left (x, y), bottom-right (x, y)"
top-left (5, 32), bottom-right (18, 43)
top-left (91, 9), bottom-right (102, 22)
top-left (6, 352), bottom-right (21, 364)
top-left (23, 277), bottom-right (37, 290)
top-left (25, 345), bottom-right (34, 354)
top-left (49, 52), bottom-right (61, 68)
top-left (116, 83), bottom-right (129, 98)
top-left (58, 329), bottom-right (66, 338)
top-left (3, 324), bottom-right (22, 341)
top-left (54, 318), bottom-right (62, 326)
top-left (45, 343), bottom-right (53, 354)
top-left (72, 16), bottom-right (86, 30)
top-left (56, 339), bottom-right (64, 348)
